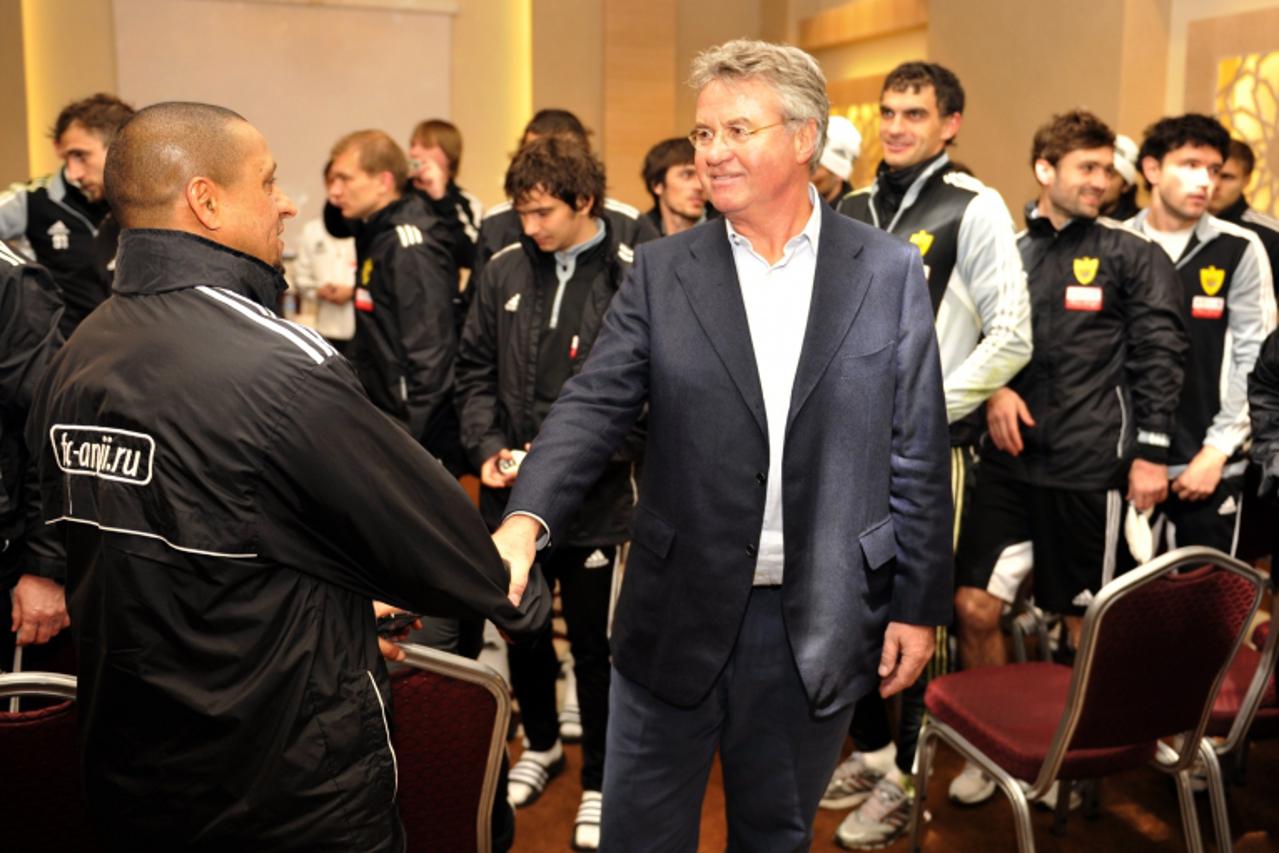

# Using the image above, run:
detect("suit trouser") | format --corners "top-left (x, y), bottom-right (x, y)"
top-left (600, 587), bottom-right (856, 852)
top-left (508, 544), bottom-right (616, 791)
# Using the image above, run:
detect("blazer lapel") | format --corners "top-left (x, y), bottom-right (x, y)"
top-left (786, 206), bottom-right (872, 435)
top-left (676, 226), bottom-right (768, 438)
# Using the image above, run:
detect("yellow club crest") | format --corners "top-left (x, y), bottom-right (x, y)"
top-left (1073, 256), bottom-right (1099, 285)
top-left (908, 230), bottom-right (934, 256)
top-left (360, 258), bottom-right (373, 286)
top-left (1200, 265), bottom-right (1225, 296)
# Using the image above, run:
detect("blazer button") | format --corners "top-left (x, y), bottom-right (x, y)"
top-left (755, 472), bottom-right (766, 486)
top-left (746, 544), bottom-right (757, 557)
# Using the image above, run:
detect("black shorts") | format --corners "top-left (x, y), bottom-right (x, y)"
top-left (955, 467), bottom-right (1129, 614)
top-left (1154, 471), bottom-right (1245, 555)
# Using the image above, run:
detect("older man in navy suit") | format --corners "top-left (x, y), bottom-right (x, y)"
top-left (494, 39), bottom-right (953, 850)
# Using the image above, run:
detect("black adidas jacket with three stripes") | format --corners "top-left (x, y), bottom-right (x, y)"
top-left (347, 193), bottom-right (464, 471)
top-left (456, 221), bottom-right (637, 547)
top-left (26, 229), bottom-right (550, 850)
top-left (0, 243), bottom-right (64, 591)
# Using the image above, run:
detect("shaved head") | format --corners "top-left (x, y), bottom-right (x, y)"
top-left (104, 102), bottom-right (248, 228)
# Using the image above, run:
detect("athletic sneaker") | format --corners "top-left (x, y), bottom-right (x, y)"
top-left (821, 751), bottom-right (886, 810)
top-left (948, 760), bottom-right (996, 805)
top-left (572, 790), bottom-right (603, 850)
top-left (835, 772), bottom-right (914, 850)
top-left (507, 741), bottom-right (565, 807)
top-left (559, 658), bottom-right (583, 742)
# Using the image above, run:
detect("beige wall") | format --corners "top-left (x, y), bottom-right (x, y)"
top-left (452, 0), bottom-right (532, 208)
top-left (0, 0), bottom-right (28, 187)
top-left (675, 0), bottom-right (764, 136)
top-left (928, 0), bottom-right (1169, 218)
top-left (532, 0), bottom-right (603, 147)
top-left (20, 0), bottom-right (117, 177)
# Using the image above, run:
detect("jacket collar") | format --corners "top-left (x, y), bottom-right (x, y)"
top-left (365, 193), bottom-right (419, 235)
top-left (1127, 207), bottom-right (1222, 263)
top-left (112, 228), bottom-right (287, 308)
top-left (676, 198), bottom-right (870, 440)
top-left (1216, 196), bottom-right (1249, 226)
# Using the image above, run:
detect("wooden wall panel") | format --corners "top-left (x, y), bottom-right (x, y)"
top-left (603, 0), bottom-right (677, 209)
top-left (798, 0), bottom-right (926, 51)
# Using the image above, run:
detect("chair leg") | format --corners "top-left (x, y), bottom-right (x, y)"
top-left (989, 768), bottom-right (1036, 853)
top-left (1050, 780), bottom-right (1071, 836)
top-left (1081, 779), bottom-right (1100, 820)
top-left (909, 720), bottom-right (937, 852)
top-left (1173, 767), bottom-right (1206, 853)
top-left (1198, 741), bottom-right (1232, 853)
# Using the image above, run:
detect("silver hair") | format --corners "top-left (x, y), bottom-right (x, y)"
top-left (689, 39), bottom-right (829, 173)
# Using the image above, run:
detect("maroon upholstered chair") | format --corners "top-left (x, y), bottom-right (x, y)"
top-left (910, 546), bottom-right (1265, 853)
top-left (1202, 587), bottom-right (1278, 843)
top-left (391, 642), bottom-right (511, 853)
top-left (0, 672), bottom-right (100, 852)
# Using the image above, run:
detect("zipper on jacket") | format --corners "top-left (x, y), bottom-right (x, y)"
top-left (1114, 386), bottom-right (1128, 459)
top-left (366, 670), bottom-right (399, 802)
top-left (399, 376), bottom-right (408, 403)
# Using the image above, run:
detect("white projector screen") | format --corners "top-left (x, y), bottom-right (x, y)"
top-left (113, 0), bottom-right (453, 252)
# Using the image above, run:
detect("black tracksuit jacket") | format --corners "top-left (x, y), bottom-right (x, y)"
top-left (982, 212), bottom-right (1188, 490)
top-left (26, 229), bottom-right (549, 851)
top-left (346, 194), bottom-right (464, 470)
top-left (0, 242), bottom-right (64, 590)
top-left (456, 224), bottom-right (638, 546)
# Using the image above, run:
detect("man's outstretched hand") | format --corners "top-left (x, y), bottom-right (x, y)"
top-left (492, 514), bottom-right (542, 607)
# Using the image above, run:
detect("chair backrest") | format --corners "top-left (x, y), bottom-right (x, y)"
top-left (1032, 546), bottom-right (1263, 789)
top-left (0, 672), bottom-right (100, 851)
top-left (1219, 577), bottom-right (1279, 751)
top-left (391, 643), bottom-right (510, 853)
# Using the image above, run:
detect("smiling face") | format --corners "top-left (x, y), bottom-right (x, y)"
top-left (1143, 143), bottom-right (1223, 226)
top-left (1039, 145), bottom-right (1114, 222)
top-left (692, 76), bottom-right (814, 226)
top-left (878, 84), bottom-right (960, 170)
top-left (217, 123), bottom-right (297, 267)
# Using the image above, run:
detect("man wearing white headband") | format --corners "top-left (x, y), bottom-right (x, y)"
top-left (813, 115), bottom-right (861, 204)
top-left (1101, 133), bottom-right (1141, 220)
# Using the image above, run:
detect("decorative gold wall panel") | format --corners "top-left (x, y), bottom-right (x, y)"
top-left (1215, 52), bottom-right (1278, 216)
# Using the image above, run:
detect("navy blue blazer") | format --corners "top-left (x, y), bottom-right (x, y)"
top-left (507, 201), bottom-right (953, 714)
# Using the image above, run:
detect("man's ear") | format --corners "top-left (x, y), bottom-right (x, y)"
top-left (1140, 155), bottom-right (1161, 189)
top-left (794, 118), bottom-right (818, 166)
top-left (1033, 158), bottom-right (1054, 188)
top-left (187, 177), bottom-right (221, 231)
top-left (575, 195), bottom-right (595, 215)
top-left (940, 112), bottom-right (962, 144)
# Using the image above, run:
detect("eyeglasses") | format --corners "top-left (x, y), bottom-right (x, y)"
top-left (688, 121), bottom-right (788, 150)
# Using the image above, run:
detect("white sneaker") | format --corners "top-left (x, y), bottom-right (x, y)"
top-left (572, 790), bottom-right (602, 850)
top-left (948, 761), bottom-right (996, 805)
top-left (821, 751), bottom-right (888, 810)
top-left (507, 741), bottom-right (565, 807)
top-left (559, 658), bottom-right (583, 742)
top-left (834, 772), bottom-right (914, 850)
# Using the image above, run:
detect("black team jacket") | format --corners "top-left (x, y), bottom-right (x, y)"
top-left (27, 229), bottom-right (549, 851)
top-left (0, 242), bottom-right (64, 591)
